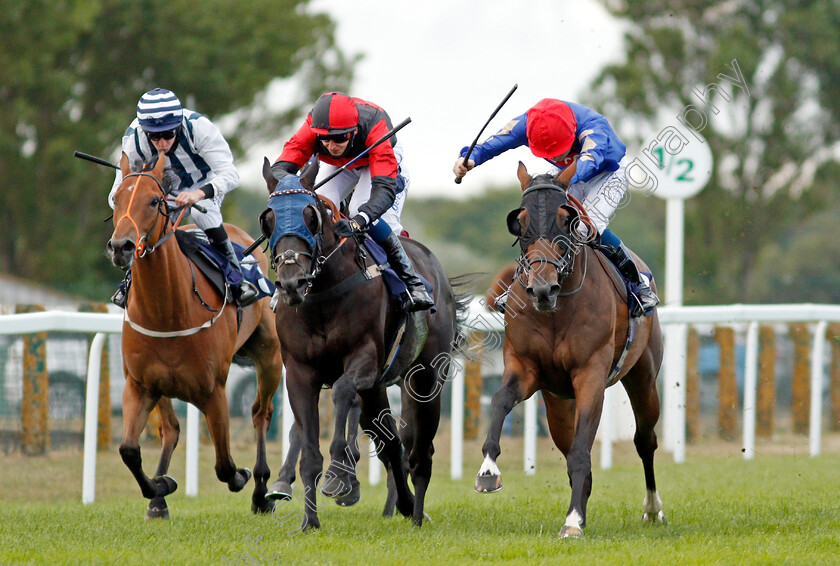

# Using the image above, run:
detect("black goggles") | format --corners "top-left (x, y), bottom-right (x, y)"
top-left (147, 129), bottom-right (178, 141)
top-left (317, 132), bottom-right (352, 143)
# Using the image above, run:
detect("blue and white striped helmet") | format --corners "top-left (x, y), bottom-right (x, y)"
top-left (136, 88), bottom-right (183, 132)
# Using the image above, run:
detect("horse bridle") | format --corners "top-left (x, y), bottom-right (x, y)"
top-left (118, 170), bottom-right (186, 258)
top-left (513, 182), bottom-right (592, 295)
top-left (268, 189), bottom-right (349, 289)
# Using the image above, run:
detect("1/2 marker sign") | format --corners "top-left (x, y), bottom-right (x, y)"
top-left (642, 128), bottom-right (713, 200)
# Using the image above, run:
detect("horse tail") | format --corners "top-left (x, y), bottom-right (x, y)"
top-left (448, 272), bottom-right (482, 344)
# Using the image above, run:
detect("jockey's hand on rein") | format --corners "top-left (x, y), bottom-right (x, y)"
top-left (334, 215), bottom-right (367, 239)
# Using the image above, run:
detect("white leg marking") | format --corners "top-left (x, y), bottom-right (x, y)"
top-left (478, 455), bottom-right (500, 476)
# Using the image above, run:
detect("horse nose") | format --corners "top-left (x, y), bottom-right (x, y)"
top-left (278, 275), bottom-right (307, 306)
top-left (107, 238), bottom-right (136, 267)
top-left (526, 282), bottom-right (560, 311)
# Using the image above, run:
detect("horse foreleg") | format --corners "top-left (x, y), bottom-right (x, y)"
top-left (560, 373), bottom-right (607, 538)
top-left (622, 361), bottom-right (667, 525)
top-left (477, 361), bottom-right (533, 494)
top-left (289, 373), bottom-right (323, 532)
top-left (146, 396), bottom-right (180, 519)
top-left (119, 378), bottom-right (177, 512)
top-left (321, 377), bottom-right (358, 499)
top-left (202, 387), bottom-right (251, 492)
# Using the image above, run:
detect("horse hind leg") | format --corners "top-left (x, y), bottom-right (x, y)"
top-left (622, 364), bottom-right (667, 525)
top-left (146, 397), bottom-right (181, 519)
top-left (320, 378), bottom-right (358, 500)
top-left (267, 422), bottom-right (300, 502)
top-left (248, 359), bottom-right (283, 514)
top-left (202, 387), bottom-right (252, 492)
top-left (334, 397), bottom-right (362, 507)
top-left (118, 380), bottom-right (178, 518)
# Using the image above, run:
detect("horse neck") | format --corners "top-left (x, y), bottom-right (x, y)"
top-left (129, 235), bottom-right (205, 321)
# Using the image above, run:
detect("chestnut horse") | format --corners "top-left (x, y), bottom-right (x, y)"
top-left (475, 162), bottom-right (666, 538)
top-left (106, 154), bottom-right (283, 519)
top-left (259, 159), bottom-right (460, 530)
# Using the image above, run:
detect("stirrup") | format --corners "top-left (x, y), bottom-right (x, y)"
top-left (111, 288), bottom-right (127, 308)
top-left (402, 286), bottom-right (434, 312)
top-left (237, 281), bottom-right (259, 307)
top-left (493, 289), bottom-right (509, 313)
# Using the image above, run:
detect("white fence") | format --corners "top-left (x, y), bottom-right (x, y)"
top-left (2, 302), bottom-right (839, 504)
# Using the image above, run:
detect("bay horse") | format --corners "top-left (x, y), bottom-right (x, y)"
top-left (475, 162), bottom-right (666, 538)
top-left (106, 153), bottom-right (284, 519)
top-left (259, 159), bottom-right (460, 529)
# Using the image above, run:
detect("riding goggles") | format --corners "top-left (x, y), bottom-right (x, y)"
top-left (317, 132), bottom-right (352, 143)
top-left (147, 129), bottom-right (178, 141)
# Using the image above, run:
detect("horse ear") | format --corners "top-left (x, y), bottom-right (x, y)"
top-left (119, 153), bottom-right (131, 177)
top-left (507, 208), bottom-right (525, 236)
top-left (516, 161), bottom-right (530, 191)
top-left (262, 157), bottom-right (278, 192)
top-left (258, 208), bottom-right (275, 239)
top-left (152, 152), bottom-right (166, 176)
top-left (300, 160), bottom-right (319, 191)
top-left (303, 203), bottom-right (322, 236)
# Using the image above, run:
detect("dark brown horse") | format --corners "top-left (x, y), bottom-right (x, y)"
top-left (106, 154), bottom-right (284, 518)
top-left (475, 162), bottom-right (665, 538)
top-left (259, 159), bottom-right (460, 529)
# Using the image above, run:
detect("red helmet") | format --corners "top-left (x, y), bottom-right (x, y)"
top-left (526, 99), bottom-right (577, 159)
top-left (310, 92), bottom-right (359, 136)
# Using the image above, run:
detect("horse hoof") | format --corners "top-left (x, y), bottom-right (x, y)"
top-left (251, 498), bottom-right (276, 514)
top-left (153, 475), bottom-right (178, 497)
top-left (474, 473), bottom-right (503, 493)
top-left (146, 503), bottom-right (169, 521)
top-left (228, 468), bottom-right (252, 492)
top-left (643, 510), bottom-right (667, 524)
top-left (559, 525), bottom-right (583, 538)
top-left (266, 480), bottom-right (293, 502)
top-left (320, 474), bottom-right (353, 498)
top-left (334, 481), bottom-right (360, 507)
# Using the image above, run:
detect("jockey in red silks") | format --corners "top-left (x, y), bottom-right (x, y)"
top-left (271, 92), bottom-right (433, 312)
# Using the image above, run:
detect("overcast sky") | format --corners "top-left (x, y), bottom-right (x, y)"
top-left (241, 0), bottom-right (627, 198)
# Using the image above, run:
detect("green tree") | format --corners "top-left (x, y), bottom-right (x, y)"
top-left (0, 0), bottom-right (354, 298)
top-left (591, 0), bottom-right (840, 304)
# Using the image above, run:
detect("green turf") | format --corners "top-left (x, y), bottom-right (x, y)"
top-left (2, 433), bottom-right (839, 565)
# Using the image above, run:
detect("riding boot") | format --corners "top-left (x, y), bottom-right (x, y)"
top-left (208, 229), bottom-right (259, 307)
top-left (379, 232), bottom-right (434, 312)
top-left (600, 243), bottom-right (660, 317)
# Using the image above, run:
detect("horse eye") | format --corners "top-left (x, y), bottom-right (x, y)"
top-left (150, 196), bottom-right (160, 207)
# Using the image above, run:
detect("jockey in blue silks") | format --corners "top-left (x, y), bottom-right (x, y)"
top-left (454, 98), bottom-right (659, 317)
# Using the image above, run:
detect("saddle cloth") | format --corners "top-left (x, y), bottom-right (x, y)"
top-left (175, 229), bottom-right (275, 302)
top-left (363, 238), bottom-right (436, 313)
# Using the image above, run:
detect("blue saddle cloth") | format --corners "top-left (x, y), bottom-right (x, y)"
top-left (175, 230), bottom-right (275, 300)
top-left (363, 239), bottom-right (435, 312)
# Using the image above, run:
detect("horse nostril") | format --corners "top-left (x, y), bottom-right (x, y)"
top-left (549, 284), bottom-right (561, 298)
top-left (526, 286), bottom-right (536, 298)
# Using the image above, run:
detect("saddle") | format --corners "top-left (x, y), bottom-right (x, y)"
top-left (174, 229), bottom-right (275, 303)
top-left (590, 246), bottom-right (652, 315)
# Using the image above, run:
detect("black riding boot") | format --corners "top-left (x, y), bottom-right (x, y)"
top-left (207, 227), bottom-right (258, 307)
top-left (379, 232), bottom-right (434, 312)
top-left (599, 243), bottom-right (660, 317)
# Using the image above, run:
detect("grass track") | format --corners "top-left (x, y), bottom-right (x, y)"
top-left (2, 431), bottom-right (840, 565)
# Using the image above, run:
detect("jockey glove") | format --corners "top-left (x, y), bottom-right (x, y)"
top-left (334, 215), bottom-right (367, 238)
